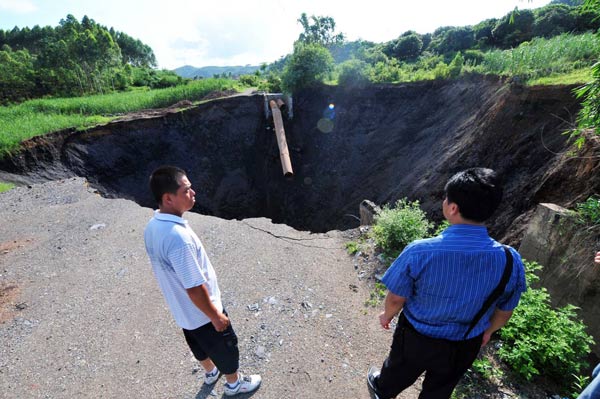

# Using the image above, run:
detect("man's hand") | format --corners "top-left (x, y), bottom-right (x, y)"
top-left (595, 251), bottom-right (600, 264)
top-left (211, 312), bottom-right (230, 332)
top-left (481, 331), bottom-right (493, 347)
top-left (379, 312), bottom-right (393, 330)
top-left (379, 292), bottom-right (406, 330)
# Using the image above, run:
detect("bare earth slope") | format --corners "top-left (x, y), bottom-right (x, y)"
top-left (0, 178), bottom-right (417, 399)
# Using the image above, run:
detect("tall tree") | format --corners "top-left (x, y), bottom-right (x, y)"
top-left (297, 13), bottom-right (345, 47)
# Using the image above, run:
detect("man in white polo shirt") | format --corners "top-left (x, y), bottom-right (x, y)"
top-left (144, 165), bottom-right (261, 396)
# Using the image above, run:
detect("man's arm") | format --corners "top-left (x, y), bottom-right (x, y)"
top-left (481, 308), bottom-right (513, 346)
top-left (379, 291), bottom-right (407, 330)
top-left (186, 284), bottom-right (229, 332)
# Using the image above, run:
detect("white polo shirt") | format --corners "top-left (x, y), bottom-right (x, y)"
top-left (144, 211), bottom-right (222, 330)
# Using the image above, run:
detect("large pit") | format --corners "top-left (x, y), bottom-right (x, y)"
top-left (1, 75), bottom-right (598, 240)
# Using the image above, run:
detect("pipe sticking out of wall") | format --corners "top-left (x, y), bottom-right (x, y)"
top-left (269, 99), bottom-right (293, 177)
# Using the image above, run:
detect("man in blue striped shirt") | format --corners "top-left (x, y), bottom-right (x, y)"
top-left (367, 167), bottom-right (527, 399)
top-left (144, 166), bottom-right (261, 396)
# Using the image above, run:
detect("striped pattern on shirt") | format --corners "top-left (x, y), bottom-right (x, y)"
top-left (144, 211), bottom-right (222, 330)
top-left (382, 224), bottom-right (526, 341)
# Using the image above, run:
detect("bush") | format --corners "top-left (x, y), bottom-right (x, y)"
top-left (281, 43), bottom-right (334, 92)
top-left (448, 52), bottom-right (464, 78)
top-left (497, 260), bottom-right (594, 387)
top-left (337, 59), bottom-right (369, 87)
top-left (239, 74), bottom-right (262, 87)
top-left (371, 198), bottom-right (433, 258)
top-left (575, 196), bottom-right (600, 225)
top-left (433, 61), bottom-right (450, 79)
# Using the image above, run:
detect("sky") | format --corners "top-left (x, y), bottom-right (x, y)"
top-left (0, 0), bottom-right (552, 70)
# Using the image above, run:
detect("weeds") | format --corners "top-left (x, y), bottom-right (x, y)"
top-left (365, 281), bottom-right (387, 307)
top-left (345, 241), bottom-right (360, 255)
top-left (0, 182), bottom-right (14, 193)
top-left (575, 196), bottom-right (600, 226)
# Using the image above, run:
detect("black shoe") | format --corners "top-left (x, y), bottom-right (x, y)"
top-left (367, 366), bottom-right (382, 399)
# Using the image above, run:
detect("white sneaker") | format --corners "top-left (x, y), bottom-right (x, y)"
top-left (204, 368), bottom-right (220, 385)
top-left (223, 373), bottom-right (262, 396)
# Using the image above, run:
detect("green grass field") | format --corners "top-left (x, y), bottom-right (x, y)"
top-left (0, 78), bottom-right (242, 158)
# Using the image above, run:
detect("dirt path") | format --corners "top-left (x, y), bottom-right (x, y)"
top-left (0, 178), bottom-right (421, 399)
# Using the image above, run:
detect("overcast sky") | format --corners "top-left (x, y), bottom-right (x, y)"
top-left (0, 0), bottom-right (551, 70)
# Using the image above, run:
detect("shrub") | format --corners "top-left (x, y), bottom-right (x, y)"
top-left (575, 196), bottom-right (600, 225)
top-left (337, 59), bottom-right (369, 87)
top-left (497, 260), bottom-right (594, 387)
top-left (433, 61), bottom-right (450, 79)
top-left (281, 43), bottom-right (334, 92)
top-left (449, 52), bottom-right (464, 78)
top-left (371, 198), bottom-right (433, 258)
top-left (238, 74), bottom-right (262, 87)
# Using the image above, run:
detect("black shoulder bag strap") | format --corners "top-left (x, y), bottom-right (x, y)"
top-left (462, 246), bottom-right (513, 340)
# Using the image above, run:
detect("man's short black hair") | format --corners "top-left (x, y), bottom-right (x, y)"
top-left (444, 167), bottom-right (503, 222)
top-left (149, 166), bottom-right (186, 205)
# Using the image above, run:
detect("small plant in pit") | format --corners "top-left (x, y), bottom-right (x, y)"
top-left (575, 196), bottom-right (600, 226)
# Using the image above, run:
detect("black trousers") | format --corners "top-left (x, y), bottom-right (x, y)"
top-left (376, 314), bottom-right (483, 399)
top-left (182, 311), bottom-right (239, 375)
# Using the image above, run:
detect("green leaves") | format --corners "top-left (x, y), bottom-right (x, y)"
top-left (497, 260), bottom-right (594, 386)
top-left (281, 43), bottom-right (334, 92)
top-left (370, 199), bottom-right (433, 259)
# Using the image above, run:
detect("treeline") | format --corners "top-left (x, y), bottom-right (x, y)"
top-left (0, 14), bottom-right (184, 104)
top-left (332, 1), bottom-right (600, 65)
top-left (264, 0), bottom-right (600, 92)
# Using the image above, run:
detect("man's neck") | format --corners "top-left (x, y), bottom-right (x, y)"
top-left (158, 206), bottom-right (183, 218)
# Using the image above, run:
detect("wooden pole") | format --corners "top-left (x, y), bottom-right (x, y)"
top-left (269, 99), bottom-right (293, 177)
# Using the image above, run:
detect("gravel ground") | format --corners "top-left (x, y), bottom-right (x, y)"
top-left (0, 178), bottom-right (421, 399)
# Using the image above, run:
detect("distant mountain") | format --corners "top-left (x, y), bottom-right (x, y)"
top-left (173, 65), bottom-right (259, 79)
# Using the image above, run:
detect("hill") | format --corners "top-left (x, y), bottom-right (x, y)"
top-left (174, 64), bottom-right (259, 79)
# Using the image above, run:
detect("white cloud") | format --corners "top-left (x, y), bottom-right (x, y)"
top-left (0, 0), bottom-right (37, 13)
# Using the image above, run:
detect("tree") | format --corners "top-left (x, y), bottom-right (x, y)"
top-left (492, 9), bottom-right (535, 48)
top-left (429, 26), bottom-right (474, 54)
top-left (385, 31), bottom-right (423, 61)
top-left (337, 59), bottom-right (369, 87)
top-left (297, 13), bottom-right (345, 47)
top-left (281, 42), bottom-right (334, 92)
top-left (533, 4), bottom-right (576, 37)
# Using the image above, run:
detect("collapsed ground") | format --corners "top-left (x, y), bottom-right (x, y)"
top-left (1, 76), bottom-right (600, 398)
top-left (2, 75), bottom-right (599, 243)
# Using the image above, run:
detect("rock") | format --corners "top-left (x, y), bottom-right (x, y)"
top-left (360, 200), bottom-right (381, 226)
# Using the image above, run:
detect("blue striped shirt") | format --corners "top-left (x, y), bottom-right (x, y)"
top-left (382, 224), bottom-right (526, 341)
top-left (144, 211), bottom-right (222, 330)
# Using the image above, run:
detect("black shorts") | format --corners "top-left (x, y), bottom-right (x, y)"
top-left (182, 312), bottom-right (239, 375)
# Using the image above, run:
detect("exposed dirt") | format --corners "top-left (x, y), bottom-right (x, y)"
top-left (1, 75), bottom-right (597, 242)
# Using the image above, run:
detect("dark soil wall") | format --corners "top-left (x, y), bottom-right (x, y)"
top-left (0, 76), bottom-right (596, 240)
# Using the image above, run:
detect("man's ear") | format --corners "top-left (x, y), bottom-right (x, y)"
top-left (162, 192), bottom-right (173, 206)
top-left (447, 202), bottom-right (460, 216)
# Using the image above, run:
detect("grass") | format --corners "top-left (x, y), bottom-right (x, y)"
top-left (475, 32), bottom-right (600, 82)
top-left (527, 68), bottom-right (592, 86)
top-left (0, 78), bottom-right (241, 158)
top-left (0, 182), bottom-right (14, 193)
